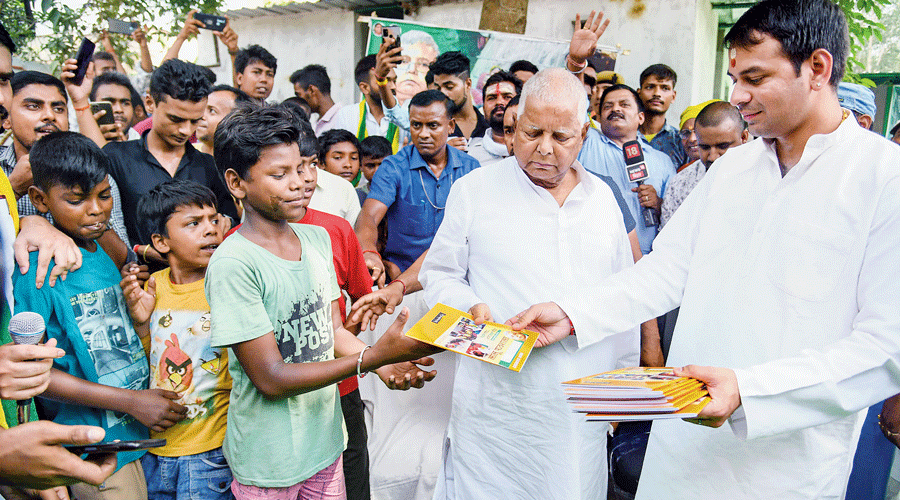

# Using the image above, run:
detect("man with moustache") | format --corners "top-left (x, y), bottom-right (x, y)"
top-left (466, 71), bottom-right (521, 166)
top-left (0, 71), bottom-right (130, 247)
top-left (421, 68), bottom-right (638, 500)
top-left (90, 71), bottom-right (142, 141)
top-left (429, 51), bottom-right (489, 147)
top-left (578, 84), bottom-right (674, 255)
top-left (336, 54), bottom-right (407, 154)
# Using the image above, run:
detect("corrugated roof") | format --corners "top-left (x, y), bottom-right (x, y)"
top-left (225, 0), bottom-right (397, 19)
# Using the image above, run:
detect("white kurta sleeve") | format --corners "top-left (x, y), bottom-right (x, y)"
top-left (563, 161), bottom-right (713, 351)
top-left (733, 174), bottom-right (900, 440)
top-left (421, 175), bottom-right (484, 313)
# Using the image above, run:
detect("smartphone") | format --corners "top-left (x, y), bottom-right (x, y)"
top-left (65, 438), bottom-right (166, 456)
top-left (107, 18), bottom-right (139, 35)
top-left (382, 25), bottom-right (402, 52)
top-left (193, 13), bottom-right (227, 31)
top-left (72, 37), bottom-right (95, 87)
top-left (90, 101), bottom-right (115, 126)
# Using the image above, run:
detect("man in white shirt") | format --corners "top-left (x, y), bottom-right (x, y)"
top-left (466, 70), bottom-right (521, 166)
top-left (334, 55), bottom-right (405, 152)
top-left (421, 68), bottom-right (639, 499)
top-left (291, 65), bottom-right (343, 138)
top-left (308, 167), bottom-right (361, 226)
top-left (508, 2), bottom-right (900, 498)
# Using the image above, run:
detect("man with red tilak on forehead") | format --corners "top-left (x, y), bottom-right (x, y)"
top-left (508, 1), bottom-right (900, 498)
top-left (466, 71), bottom-right (522, 166)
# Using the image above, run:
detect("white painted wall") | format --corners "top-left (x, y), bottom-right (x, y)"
top-left (207, 8), bottom-right (359, 105)
top-left (206, 0), bottom-right (721, 124)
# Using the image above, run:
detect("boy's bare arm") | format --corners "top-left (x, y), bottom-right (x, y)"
top-left (232, 301), bottom-right (437, 399)
top-left (43, 369), bottom-right (187, 433)
top-left (354, 198), bottom-right (390, 287)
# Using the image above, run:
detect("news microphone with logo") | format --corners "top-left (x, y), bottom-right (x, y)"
top-left (8, 311), bottom-right (46, 425)
top-left (622, 139), bottom-right (659, 227)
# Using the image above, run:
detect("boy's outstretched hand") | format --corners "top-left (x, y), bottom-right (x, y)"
top-left (365, 307), bottom-right (440, 390)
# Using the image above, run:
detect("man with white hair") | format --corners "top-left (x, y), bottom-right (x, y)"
top-left (421, 67), bottom-right (639, 499)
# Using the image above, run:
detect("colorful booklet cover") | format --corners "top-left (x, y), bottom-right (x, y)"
top-left (405, 303), bottom-right (539, 372)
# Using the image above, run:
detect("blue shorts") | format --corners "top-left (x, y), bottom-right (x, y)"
top-left (142, 447), bottom-right (234, 500)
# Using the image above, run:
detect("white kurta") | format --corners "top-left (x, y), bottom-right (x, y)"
top-left (421, 157), bottom-right (639, 500)
top-left (567, 117), bottom-right (900, 499)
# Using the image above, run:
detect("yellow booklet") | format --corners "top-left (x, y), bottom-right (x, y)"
top-left (405, 304), bottom-right (539, 372)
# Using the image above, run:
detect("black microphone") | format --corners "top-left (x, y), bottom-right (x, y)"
top-left (622, 140), bottom-right (659, 227)
top-left (8, 311), bottom-right (46, 425)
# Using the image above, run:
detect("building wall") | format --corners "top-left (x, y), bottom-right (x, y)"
top-left (211, 0), bottom-right (720, 123)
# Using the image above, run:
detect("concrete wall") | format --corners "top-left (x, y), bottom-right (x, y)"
top-left (207, 0), bottom-right (721, 123)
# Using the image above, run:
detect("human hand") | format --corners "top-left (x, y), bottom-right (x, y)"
top-left (129, 389), bottom-right (188, 432)
top-left (120, 273), bottom-right (156, 326)
top-left (99, 30), bottom-right (114, 52)
top-left (96, 113), bottom-right (125, 142)
top-left (569, 10), bottom-right (610, 64)
top-left (0, 339), bottom-right (65, 400)
top-left (375, 38), bottom-right (403, 80)
top-left (880, 394), bottom-right (900, 448)
top-left (178, 10), bottom-right (204, 40)
top-left (8, 152), bottom-right (32, 199)
top-left (375, 358), bottom-right (436, 390)
top-left (214, 19), bottom-right (238, 53)
top-left (60, 58), bottom-right (93, 109)
top-left (677, 365), bottom-right (741, 428)
top-left (363, 251), bottom-right (387, 288)
top-left (15, 216), bottom-right (82, 289)
top-left (132, 25), bottom-right (149, 46)
top-left (347, 282), bottom-right (404, 332)
top-left (468, 303), bottom-right (493, 325)
top-left (36, 485), bottom-right (70, 500)
top-left (505, 301), bottom-right (570, 347)
top-left (632, 184), bottom-right (661, 210)
top-left (366, 307), bottom-right (442, 367)
top-left (447, 137), bottom-right (467, 151)
top-left (119, 261), bottom-right (150, 285)
top-left (0, 421), bottom-right (116, 489)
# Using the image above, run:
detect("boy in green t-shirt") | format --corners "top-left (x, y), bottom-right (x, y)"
top-left (206, 104), bottom-right (438, 498)
top-left (121, 179), bottom-right (232, 500)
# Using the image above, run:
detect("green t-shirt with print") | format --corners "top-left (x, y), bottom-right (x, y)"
top-left (206, 223), bottom-right (344, 487)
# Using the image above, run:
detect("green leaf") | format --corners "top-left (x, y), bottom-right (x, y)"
top-left (41, 0), bottom-right (52, 13)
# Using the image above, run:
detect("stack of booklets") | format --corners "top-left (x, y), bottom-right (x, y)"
top-left (563, 367), bottom-right (711, 421)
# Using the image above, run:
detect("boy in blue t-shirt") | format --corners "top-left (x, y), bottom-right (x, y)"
top-left (13, 132), bottom-right (188, 500)
top-left (207, 104), bottom-right (438, 499)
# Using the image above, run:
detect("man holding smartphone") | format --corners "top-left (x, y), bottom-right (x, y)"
top-left (90, 72), bottom-right (141, 142)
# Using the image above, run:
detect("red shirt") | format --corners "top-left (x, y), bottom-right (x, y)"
top-left (225, 209), bottom-right (373, 395)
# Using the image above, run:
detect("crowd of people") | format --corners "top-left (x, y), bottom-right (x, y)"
top-left (0, 0), bottom-right (899, 499)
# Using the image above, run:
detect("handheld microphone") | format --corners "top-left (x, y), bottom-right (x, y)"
top-left (622, 140), bottom-right (659, 227)
top-left (8, 311), bottom-right (46, 425)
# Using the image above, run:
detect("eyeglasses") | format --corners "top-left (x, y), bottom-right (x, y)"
top-left (679, 128), bottom-right (696, 140)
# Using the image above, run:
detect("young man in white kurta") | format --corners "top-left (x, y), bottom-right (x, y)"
top-left (421, 68), bottom-right (639, 500)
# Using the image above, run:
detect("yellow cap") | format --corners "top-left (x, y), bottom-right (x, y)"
top-left (679, 99), bottom-right (722, 129)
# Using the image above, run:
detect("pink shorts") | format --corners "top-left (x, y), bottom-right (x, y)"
top-left (231, 456), bottom-right (346, 500)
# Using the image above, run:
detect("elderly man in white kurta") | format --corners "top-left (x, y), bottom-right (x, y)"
top-left (421, 68), bottom-right (639, 500)
top-left (508, 2), bottom-right (900, 499)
